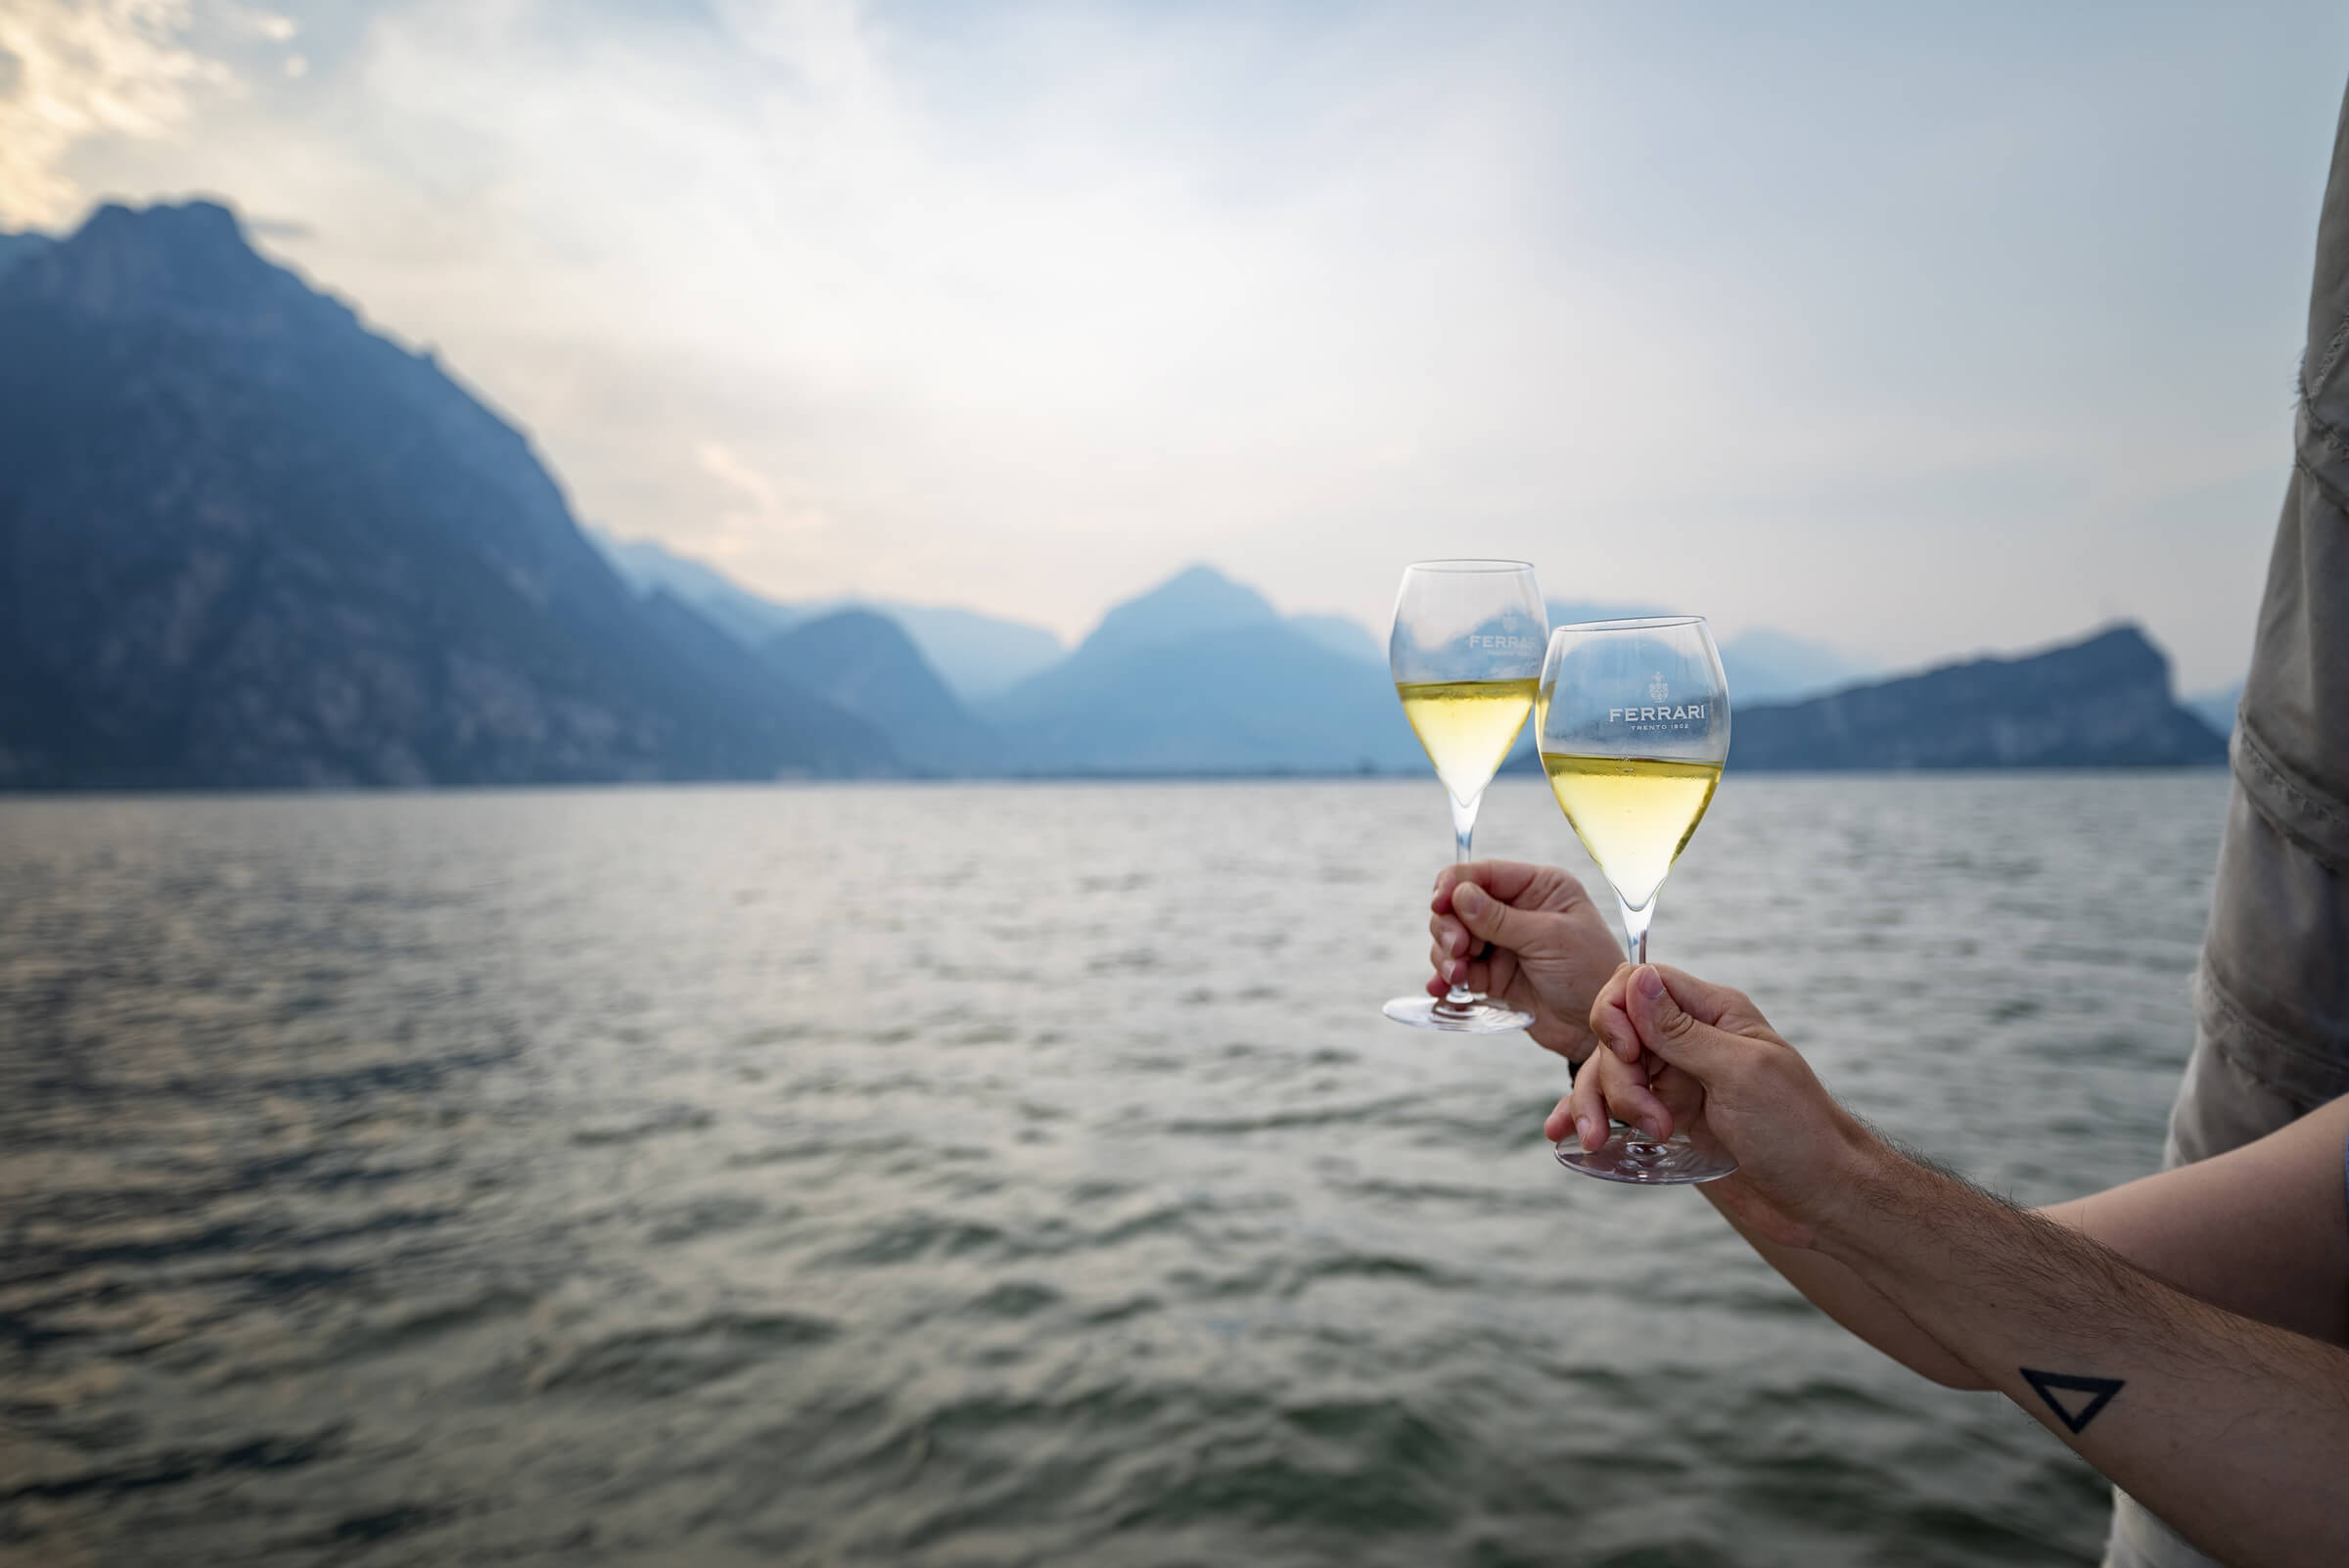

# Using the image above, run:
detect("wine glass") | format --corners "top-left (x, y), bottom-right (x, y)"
top-left (1383, 560), bottom-right (1547, 1032)
top-left (1539, 617), bottom-right (1736, 1182)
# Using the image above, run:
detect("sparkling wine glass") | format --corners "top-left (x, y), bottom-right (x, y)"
top-left (1540, 617), bottom-right (1736, 1182)
top-left (1383, 560), bottom-right (1547, 1032)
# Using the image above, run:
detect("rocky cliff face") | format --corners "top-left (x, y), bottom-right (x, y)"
top-left (0, 203), bottom-right (893, 788)
top-left (1730, 625), bottom-right (2227, 769)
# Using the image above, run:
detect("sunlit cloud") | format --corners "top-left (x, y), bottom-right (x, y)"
top-left (0, 0), bottom-right (227, 225)
top-left (692, 438), bottom-right (835, 563)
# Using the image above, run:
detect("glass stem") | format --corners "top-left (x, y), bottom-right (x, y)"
top-left (1443, 792), bottom-right (1482, 1007)
top-left (1618, 895), bottom-right (1653, 966)
top-left (1617, 893), bottom-right (1664, 1146)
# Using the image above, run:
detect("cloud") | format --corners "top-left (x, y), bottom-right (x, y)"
top-left (691, 438), bottom-right (834, 562)
top-left (0, 0), bottom-right (229, 226)
top-left (233, 7), bottom-right (295, 44)
top-left (294, 1), bottom-right (1730, 619)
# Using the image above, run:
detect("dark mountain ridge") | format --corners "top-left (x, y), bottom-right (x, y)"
top-left (1730, 624), bottom-right (2225, 769)
top-left (0, 201), bottom-right (893, 787)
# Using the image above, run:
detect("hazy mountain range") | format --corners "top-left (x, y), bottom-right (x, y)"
top-left (1732, 626), bottom-right (2227, 769)
top-left (593, 530), bottom-right (1064, 701)
top-left (599, 535), bottom-right (1886, 712)
top-left (0, 202), bottom-right (2231, 789)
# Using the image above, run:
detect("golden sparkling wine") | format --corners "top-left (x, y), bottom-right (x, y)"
top-left (1542, 754), bottom-right (1724, 907)
top-left (1396, 678), bottom-right (1539, 801)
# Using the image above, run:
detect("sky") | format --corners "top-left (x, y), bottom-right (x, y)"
top-left (5, 1), bottom-right (2348, 687)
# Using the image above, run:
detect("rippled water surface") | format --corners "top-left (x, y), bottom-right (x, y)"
top-left (0, 774), bottom-right (2229, 1567)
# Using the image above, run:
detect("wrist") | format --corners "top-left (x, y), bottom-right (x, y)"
top-left (1807, 1113), bottom-right (1924, 1265)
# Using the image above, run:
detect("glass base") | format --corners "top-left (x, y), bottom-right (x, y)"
top-left (1554, 1124), bottom-right (1737, 1184)
top-left (1382, 994), bottom-right (1534, 1033)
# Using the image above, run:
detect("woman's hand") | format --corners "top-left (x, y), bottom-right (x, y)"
top-left (1426, 860), bottom-right (1628, 1064)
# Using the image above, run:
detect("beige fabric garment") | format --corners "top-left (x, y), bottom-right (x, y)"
top-left (2102, 74), bottom-right (2349, 1568)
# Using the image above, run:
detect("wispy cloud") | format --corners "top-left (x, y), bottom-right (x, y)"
top-left (692, 438), bottom-right (833, 562)
top-left (0, 0), bottom-right (228, 225)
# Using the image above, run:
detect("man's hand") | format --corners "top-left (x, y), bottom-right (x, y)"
top-left (1554, 970), bottom-right (2349, 1568)
top-left (1425, 861), bottom-right (1626, 1063)
top-left (1550, 964), bottom-right (1880, 1248)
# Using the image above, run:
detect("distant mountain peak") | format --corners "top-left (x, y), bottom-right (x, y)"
top-left (1076, 563), bottom-right (1279, 662)
top-left (1161, 562), bottom-right (1252, 592)
top-left (1128, 563), bottom-right (1276, 617)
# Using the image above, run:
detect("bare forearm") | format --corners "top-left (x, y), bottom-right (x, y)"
top-left (1819, 1150), bottom-right (2349, 1568)
top-left (1700, 1184), bottom-right (1988, 1390)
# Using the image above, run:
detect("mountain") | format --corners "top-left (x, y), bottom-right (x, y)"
top-left (635, 587), bottom-right (778, 697)
top-left (1072, 564), bottom-right (1282, 663)
top-left (594, 530), bottom-right (801, 647)
top-left (763, 610), bottom-right (1002, 773)
top-left (0, 201), bottom-right (894, 788)
top-left (1288, 613), bottom-right (1384, 665)
top-left (588, 528), bottom-right (1064, 699)
top-left (989, 624), bottom-right (1423, 774)
top-left (876, 604), bottom-right (1064, 700)
top-left (1730, 624), bottom-right (2226, 769)
top-left (0, 230), bottom-right (51, 284)
top-left (981, 566), bottom-right (1423, 773)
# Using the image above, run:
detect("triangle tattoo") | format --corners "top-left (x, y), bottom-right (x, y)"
top-left (2019, 1367), bottom-right (2125, 1434)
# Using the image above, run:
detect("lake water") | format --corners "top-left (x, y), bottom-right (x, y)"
top-left (0, 773), bottom-right (2229, 1567)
